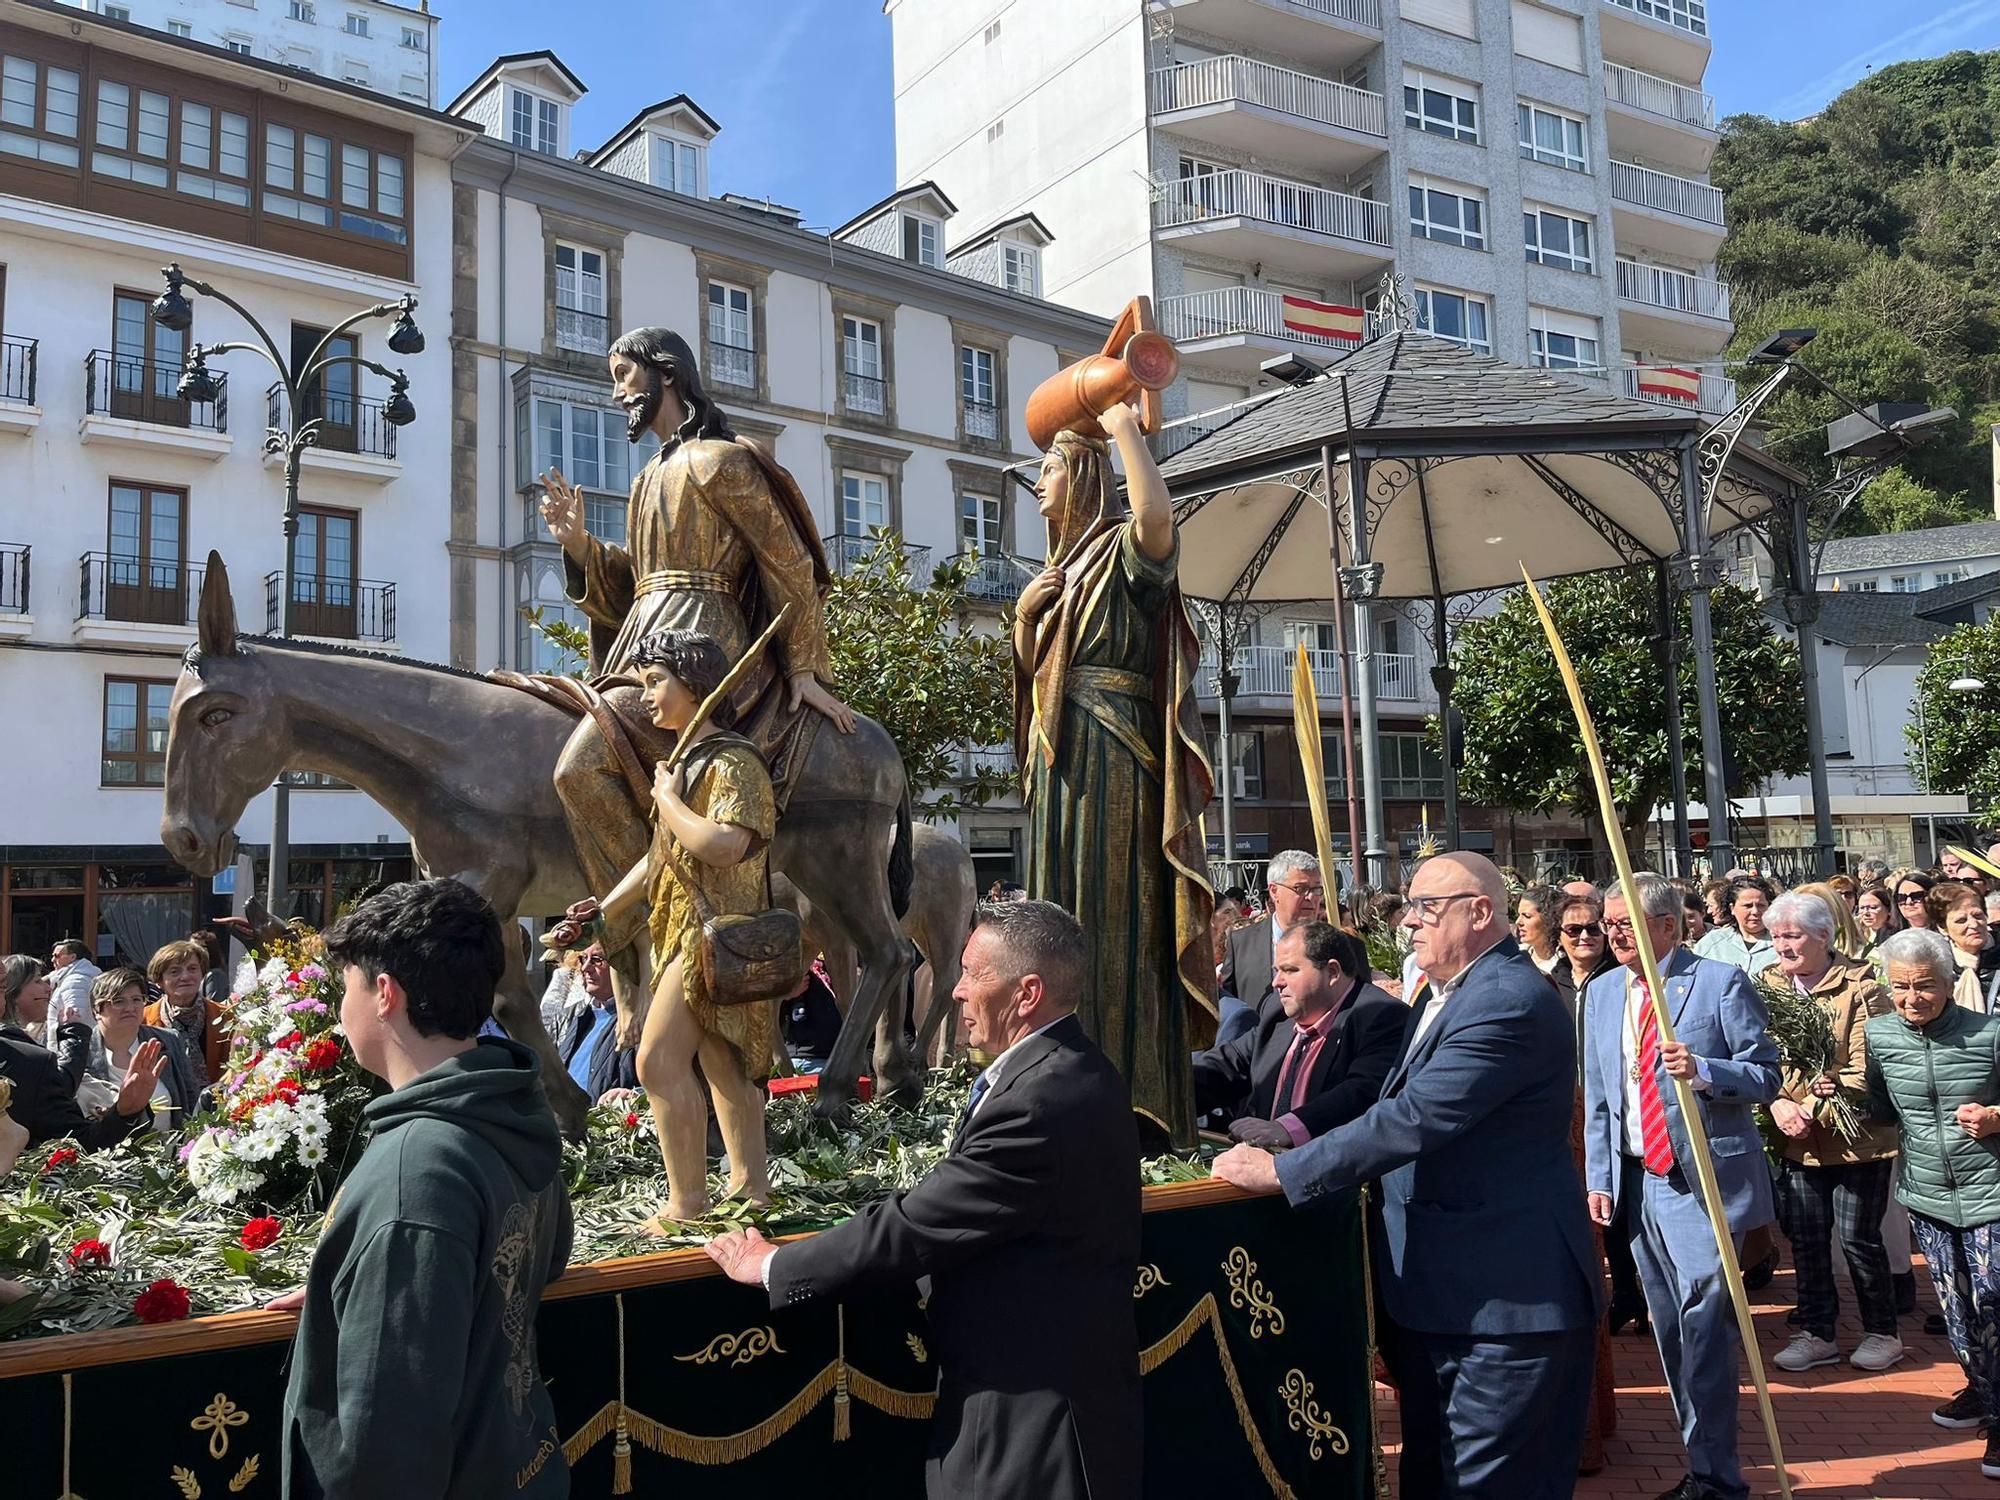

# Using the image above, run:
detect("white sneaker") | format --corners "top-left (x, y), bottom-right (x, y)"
top-left (1850, 1333), bottom-right (1906, 1371)
top-left (1774, 1332), bottom-right (1840, 1371)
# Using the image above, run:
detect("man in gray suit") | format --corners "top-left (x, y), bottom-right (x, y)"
top-left (1218, 849), bottom-right (1325, 1009)
top-left (1582, 873), bottom-right (1779, 1500)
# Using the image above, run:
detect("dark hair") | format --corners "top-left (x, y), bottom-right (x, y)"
top-left (1516, 883), bottom-right (1562, 919)
top-left (321, 878), bottom-right (505, 1040)
top-left (52, 937), bottom-right (90, 962)
top-left (1726, 875), bottom-right (1776, 908)
top-left (1220, 885), bottom-right (1249, 905)
top-left (1682, 892), bottom-right (1706, 916)
top-left (1556, 890), bottom-right (1604, 925)
top-left (607, 326), bottom-right (735, 446)
top-left (973, 898), bottom-right (1088, 1002)
top-left (89, 967), bottom-right (149, 1013)
top-left (629, 629), bottom-right (737, 728)
top-left (1290, 920), bottom-right (1355, 976)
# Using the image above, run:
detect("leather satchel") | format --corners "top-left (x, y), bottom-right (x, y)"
top-left (701, 909), bottom-right (805, 1007)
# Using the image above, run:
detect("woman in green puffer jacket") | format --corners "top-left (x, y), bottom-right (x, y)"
top-left (1864, 926), bottom-right (2000, 1471)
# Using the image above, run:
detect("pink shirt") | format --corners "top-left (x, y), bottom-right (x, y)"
top-left (1276, 982), bottom-right (1355, 1145)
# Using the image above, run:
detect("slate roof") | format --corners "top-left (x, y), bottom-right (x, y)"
top-left (1914, 570), bottom-right (2000, 617)
top-left (1769, 592), bottom-right (1949, 647)
top-left (1819, 521), bottom-right (2000, 574)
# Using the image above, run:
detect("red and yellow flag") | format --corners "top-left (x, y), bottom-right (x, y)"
top-left (1281, 295), bottom-right (1365, 345)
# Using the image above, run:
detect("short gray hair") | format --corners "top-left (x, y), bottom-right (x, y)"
top-left (0, 954), bottom-right (45, 1023)
top-left (1878, 926), bottom-right (1955, 980)
top-left (1267, 850), bottom-right (1320, 886)
top-left (973, 899), bottom-right (1088, 1005)
top-left (1766, 891), bottom-right (1835, 945)
top-left (1602, 872), bottom-right (1682, 923)
top-left (1856, 858), bottom-right (1890, 883)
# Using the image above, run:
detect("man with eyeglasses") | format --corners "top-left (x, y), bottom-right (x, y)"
top-left (1214, 852), bottom-right (1600, 1498)
top-left (557, 943), bottom-right (636, 1103)
top-left (1219, 850), bottom-right (1324, 1015)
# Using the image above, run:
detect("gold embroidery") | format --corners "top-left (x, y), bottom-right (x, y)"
top-left (906, 1334), bottom-right (928, 1364)
top-left (1222, 1246), bottom-right (1285, 1339)
top-left (190, 1394), bottom-right (248, 1461)
top-left (515, 1426), bottom-right (561, 1489)
top-left (227, 1455), bottom-right (261, 1493)
top-left (1133, 1263), bottom-right (1171, 1300)
top-left (674, 1326), bottom-right (787, 1368)
top-left (170, 1466), bottom-right (201, 1498)
top-left (1278, 1370), bottom-right (1349, 1462)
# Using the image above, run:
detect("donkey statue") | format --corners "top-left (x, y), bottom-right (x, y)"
top-left (160, 554), bottom-right (923, 1138)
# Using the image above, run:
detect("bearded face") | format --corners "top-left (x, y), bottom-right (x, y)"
top-left (621, 366), bottom-right (665, 443)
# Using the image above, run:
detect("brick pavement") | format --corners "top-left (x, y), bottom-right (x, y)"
top-left (1372, 1262), bottom-right (1995, 1498)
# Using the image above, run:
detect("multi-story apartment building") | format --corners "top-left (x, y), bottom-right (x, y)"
top-left (443, 52), bottom-right (1113, 889)
top-left (0, 3), bottom-right (464, 953)
top-left (888, 0), bottom-right (1730, 880)
top-left (59, 0), bottom-right (438, 106)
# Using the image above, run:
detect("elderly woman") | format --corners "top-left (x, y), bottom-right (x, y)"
top-left (1760, 892), bottom-right (1904, 1373)
top-left (1515, 883), bottom-right (1565, 976)
top-left (143, 938), bottom-right (230, 1087)
top-left (1933, 881), bottom-right (2000, 1014)
top-left (79, 969), bottom-right (200, 1131)
top-left (1694, 874), bottom-right (1777, 974)
top-left (1865, 927), bottom-right (2000, 1457)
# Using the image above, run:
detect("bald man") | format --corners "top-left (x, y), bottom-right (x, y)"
top-left (1216, 853), bottom-right (1600, 1499)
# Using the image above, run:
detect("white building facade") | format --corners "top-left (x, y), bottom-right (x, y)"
top-left (59, 0), bottom-right (438, 106)
top-left (0, 5), bottom-right (467, 953)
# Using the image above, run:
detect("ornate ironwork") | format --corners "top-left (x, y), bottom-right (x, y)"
top-left (1337, 563), bottom-right (1384, 602)
top-left (1695, 365), bottom-right (1799, 520)
top-left (1520, 454), bottom-right (1659, 570)
top-left (1671, 553), bottom-right (1727, 591)
top-left (1597, 446), bottom-right (1687, 526)
top-left (1370, 269), bottom-right (1416, 333)
top-left (1360, 455), bottom-right (1421, 542)
top-left (1225, 472), bottom-right (1316, 603)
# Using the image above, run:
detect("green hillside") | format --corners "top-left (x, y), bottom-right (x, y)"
top-left (1714, 49), bottom-right (2000, 531)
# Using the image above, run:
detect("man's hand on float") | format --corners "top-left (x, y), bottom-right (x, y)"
top-left (1212, 1143), bottom-right (1282, 1195)
top-left (705, 1226), bottom-right (778, 1286)
top-left (790, 673), bottom-right (857, 734)
top-left (539, 468), bottom-right (590, 562)
top-left (1227, 1117), bottom-right (1293, 1151)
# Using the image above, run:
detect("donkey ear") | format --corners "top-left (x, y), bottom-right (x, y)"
top-left (198, 551), bottom-right (237, 655)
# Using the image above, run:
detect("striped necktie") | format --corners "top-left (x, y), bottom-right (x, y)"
top-left (1635, 980), bottom-right (1676, 1175)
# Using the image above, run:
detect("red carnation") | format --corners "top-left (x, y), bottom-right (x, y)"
top-left (272, 1078), bottom-right (302, 1104)
top-left (239, 1216), bottom-right (282, 1252)
top-left (302, 1038), bottom-right (341, 1074)
top-left (134, 1278), bottom-right (191, 1324)
top-left (623, 1112), bottom-right (640, 1130)
top-left (67, 1238), bottom-right (111, 1269)
top-left (41, 1147), bottom-right (78, 1174)
top-left (274, 1030), bottom-right (304, 1051)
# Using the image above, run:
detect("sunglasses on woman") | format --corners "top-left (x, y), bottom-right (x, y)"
top-left (1898, 891), bottom-right (1928, 905)
top-left (1560, 922), bottom-right (1603, 938)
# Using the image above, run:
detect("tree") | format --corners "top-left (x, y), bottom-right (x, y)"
top-left (1910, 621), bottom-right (2000, 801)
top-left (1443, 574), bottom-right (1807, 842)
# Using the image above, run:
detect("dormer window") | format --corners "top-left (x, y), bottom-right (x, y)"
top-left (1001, 242), bottom-right (1039, 296)
top-left (655, 133), bottom-right (705, 196)
top-left (903, 213), bottom-right (942, 268)
top-left (510, 89), bottom-right (559, 155)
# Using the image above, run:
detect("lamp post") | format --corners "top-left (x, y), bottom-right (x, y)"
top-left (151, 263), bottom-right (423, 917)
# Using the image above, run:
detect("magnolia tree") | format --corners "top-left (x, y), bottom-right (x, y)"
top-left (1910, 620), bottom-right (2000, 801)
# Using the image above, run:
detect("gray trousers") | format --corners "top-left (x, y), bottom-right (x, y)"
top-left (1390, 1324), bottom-right (1595, 1499)
top-left (1632, 1159), bottom-right (1749, 1500)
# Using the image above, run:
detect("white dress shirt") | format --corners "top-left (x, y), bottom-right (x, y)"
top-left (1403, 935), bottom-right (1506, 1051)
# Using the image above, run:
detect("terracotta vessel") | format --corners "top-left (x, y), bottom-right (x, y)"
top-left (1026, 295), bottom-right (1179, 449)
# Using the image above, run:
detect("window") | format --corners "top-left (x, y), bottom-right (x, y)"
top-left (166, 20), bottom-right (192, 37)
top-left (1379, 732), bottom-right (1446, 800)
top-left (1409, 177), bottom-right (1485, 248)
top-left (1621, 0), bottom-right (1706, 32)
top-left (840, 470), bottom-right (889, 537)
top-left (903, 214), bottom-right (942, 268)
top-left (517, 561), bottom-right (587, 674)
top-left (553, 243), bottom-right (607, 354)
top-left (528, 398), bottom-right (631, 524)
top-left (1936, 569), bottom-right (1972, 587)
top-left (103, 4), bottom-right (132, 19)
top-left (1403, 70), bottom-right (1478, 143)
top-left (960, 493), bottom-right (1002, 556)
top-left (110, 287), bottom-right (188, 422)
top-left (656, 134), bottom-right (703, 195)
top-left (177, 100), bottom-right (251, 204)
top-left (225, 37), bottom-right (252, 55)
top-left (706, 281), bottom-right (754, 389)
top-left (1528, 308), bottom-right (1601, 371)
top-left (510, 90), bottom-right (558, 154)
top-left (345, 12), bottom-right (369, 36)
top-left (986, 119), bottom-right (1004, 143)
top-left (1414, 287), bottom-right (1490, 354)
top-left (1889, 574), bottom-right (1922, 594)
top-left (1523, 206), bottom-right (1593, 272)
top-left (285, 507), bottom-right (359, 638)
top-left (1001, 242), bottom-right (1038, 295)
top-left (342, 65), bottom-right (370, 87)
top-left (841, 315), bottom-right (884, 415)
top-left (401, 26), bottom-right (426, 49)
top-left (1518, 102), bottom-right (1587, 171)
top-left (1211, 733), bottom-right (1264, 800)
top-left (0, 52), bottom-right (83, 167)
top-left (102, 678), bottom-right (174, 786)
top-left (91, 79), bottom-right (171, 186)
top-left (1511, 0), bottom-right (1584, 70)
top-left (289, 0), bottom-right (315, 19)
top-left (1850, 579), bottom-right (1880, 594)
top-left (106, 482), bottom-right (186, 624)
top-left (984, 18), bottom-right (1001, 42)
top-left (961, 346), bottom-right (997, 440)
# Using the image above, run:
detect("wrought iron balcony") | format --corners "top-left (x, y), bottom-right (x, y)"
top-left (1158, 287), bottom-right (1370, 352)
top-left (842, 368), bottom-right (887, 416)
top-left (0, 544), bottom-right (27, 614)
top-left (962, 399), bottom-right (1000, 442)
top-left (0, 335), bottom-right (36, 404)
top-left (84, 349), bottom-right (227, 431)
top-left (264, 572), bottom-right (397, 643)
top-left (707, 339), bottom-right (756, 390)
top-left (265, 383), bottom-right (399, 458)
top-left (554, 304), bottom-right (609, 356)
top-left (822, 532), bottom-right (931, 580)
top-left (1197, 643), bottom-right (1423, 700)
top-left (949, 550), bottom-right (1033, 605)
top-left (77, 552), bottom-right (204, 626)
top-left (1619, 366), bottom-right (1738, 415)
top-left (1150, 55), bottom-right (1387, 137)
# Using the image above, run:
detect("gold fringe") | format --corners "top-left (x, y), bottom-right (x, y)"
top-left (560, 1402), bottom-right (620, 1468)
top-left (1358, 1184), bottom-right (1389, 1500)
top-left (1139, 1294), bottom-right (1298, 1500)
top-left (833, 1390), bottom-right (851, 1442)
top-left (625, 1363), bottom-right (840, 1465)
top-left (846, 1368), bottom-right (938, 1420)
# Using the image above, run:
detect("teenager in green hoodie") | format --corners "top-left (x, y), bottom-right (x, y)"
top-left (279, 878), bottom-right (573, 1499)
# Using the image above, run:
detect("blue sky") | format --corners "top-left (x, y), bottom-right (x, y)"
top-left (440, 1), bottom-right (2000, 230)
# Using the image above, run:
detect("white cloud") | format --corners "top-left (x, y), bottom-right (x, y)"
top-left (1769, 0), bottom-right (2000, 117)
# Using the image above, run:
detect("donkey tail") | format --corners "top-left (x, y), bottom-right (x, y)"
top-left (889, 784), bottom-right (914, 920)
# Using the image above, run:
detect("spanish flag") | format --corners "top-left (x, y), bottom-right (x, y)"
top-left (1281, 295), bottom-right (1366, 345)
top-left (1636, 364), bottom-right (1700, 402)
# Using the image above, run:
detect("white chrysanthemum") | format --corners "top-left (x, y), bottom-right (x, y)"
top-left (256, 955), bottom-right (289, 991)
top-left (238, 1124), bottom-right (286, 1162)
top-left (230, 956), bottom-right (259, 996)
top-left (298, 1140), bottom-right (327, 1167)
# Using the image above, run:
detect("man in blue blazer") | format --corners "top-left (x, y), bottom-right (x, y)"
top-left (1216, 852), bottom-right (1600, 1499)
top-left (1582, 873), bottom-right (1779, 1500)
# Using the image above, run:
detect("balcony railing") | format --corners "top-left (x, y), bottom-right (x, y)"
top-left (1619, 367), bottom-right (1738, 416)
top-left (84, 349), bottom-right (228, 431)
top-left (1603, 0), bottom-right (1707, 37)
top-left (1150, 55), bottom-right (1388, 138)
top-left (962, 744), bottom-right (1018, 779)
top-left (1158, 287), bottom-right (1368, 352)
top-left (1283, 0), bottom-right (1382, 25)
top-left (1603, 61), bottom-right (1715, 129)
top-left (1156, 169), bottom-right (1391, 246)
top-left (949, 550), bottom-right (1033, 604)
top-left (554, 304), bottom-right (609, 355)
top-left (1199, 644), bottom-right (1422, 700)
top-left (823, 532), bottom-right (931, 580)
top-left (707, 339), bottom-right (756, 390)
top-left (1, 335), bottom-right (36, 404)
top-left (842, 368), bottom-right (886, 416)
top-left (266, 383), bottom-right (399, 458)
top-left (962, 399), bottom-right (1000, 442)
top-left (264, 572), bottom-right (397, 643)
top-left (1615, 259), bottom-right (1731, 320)
top-left (0, 544), bottom-right (27, 614)
top-left (1609, 159), bottom-right (1724, 226)
top-left (77, 552), bottom-right (204, 627)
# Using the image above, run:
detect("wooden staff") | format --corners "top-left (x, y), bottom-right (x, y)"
top-left (1292, 643), bottom-right (1339, 902)
top-left (1520, 567), bottom-right (1792, 1500)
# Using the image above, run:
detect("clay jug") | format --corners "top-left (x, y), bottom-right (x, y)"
top-left (1026, 296), bottom-right (1180, 450)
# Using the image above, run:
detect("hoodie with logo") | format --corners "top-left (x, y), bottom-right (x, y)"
top-left (281, 1037), bottom-right (573, 1499)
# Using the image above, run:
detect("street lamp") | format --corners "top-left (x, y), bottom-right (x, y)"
top-left (152, 263), bottom-right (424, 917)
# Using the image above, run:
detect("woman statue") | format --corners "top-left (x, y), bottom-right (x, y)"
top-left (1013, 398), bottom-right (1215, 1150)
top-left (566, 629), bottom-right (777, 1226)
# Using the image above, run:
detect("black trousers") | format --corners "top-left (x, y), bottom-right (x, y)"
top-left (1777, 1156), bottom-right (1898, 1339)
top-left (1609, 1154), bottom-right (1647, 1316)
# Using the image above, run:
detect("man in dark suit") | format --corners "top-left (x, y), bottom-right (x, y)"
top-left (1218, 849), bottom-right (1325, 1009)
top-left (1194, 921), bottom-right (1404, 1146)
top-left (707, 900), bottom-right (1141, 1500)
top-left (1215, 852), bottom-right (1600, 1499)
